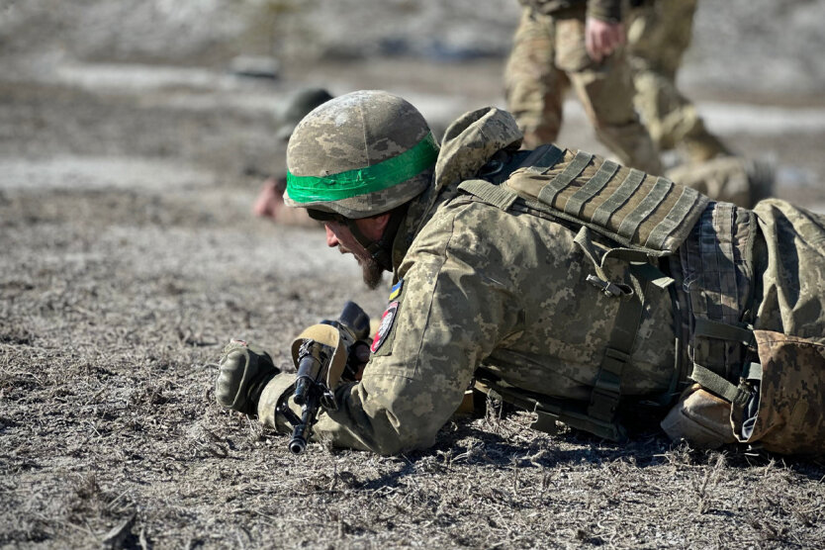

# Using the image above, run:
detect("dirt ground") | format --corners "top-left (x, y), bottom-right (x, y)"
top-left (3, 1), bottom-right (825, 549)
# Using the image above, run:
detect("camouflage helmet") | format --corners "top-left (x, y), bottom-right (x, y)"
top-left (284, 90), bottom-right (438, 219)
top-left (276, 88), bottom-right (334, 142)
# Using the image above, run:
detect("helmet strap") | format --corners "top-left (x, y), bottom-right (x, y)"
top-left (345, 204), bottom-right (408, 272)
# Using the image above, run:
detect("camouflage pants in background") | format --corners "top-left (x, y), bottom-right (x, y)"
top-left (630, 0), bottom-right (772, 208)
top-left (627, 0), bottom-right (731, 162)
top-left (504, 7), bottom-right (663, 175)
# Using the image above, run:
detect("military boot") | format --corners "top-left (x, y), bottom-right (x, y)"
top-left (744, 158), bottom-right (775, 207)
top-left (677, 122), bottom-right (733, 165)
top-left (215, 339), bottom-right (279, 416)
top-left (665, 156), bottom-right (774, 209)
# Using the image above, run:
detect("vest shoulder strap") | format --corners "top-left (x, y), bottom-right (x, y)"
top-left (457, 179), bottom-right (519, 211)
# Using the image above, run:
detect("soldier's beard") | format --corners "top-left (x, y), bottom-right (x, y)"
top-left (361, 257), bottom-right (384, 290)
top-left (339, 245), bottom-right (384, 290)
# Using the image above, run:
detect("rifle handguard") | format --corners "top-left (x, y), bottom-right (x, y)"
top-left (281, 301), bottom-right (370, 454)
top-left (290, 324), bottom-right (347, 389)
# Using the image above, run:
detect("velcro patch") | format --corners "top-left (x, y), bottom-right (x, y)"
top-left (371, 301), bottom-right (399, 353)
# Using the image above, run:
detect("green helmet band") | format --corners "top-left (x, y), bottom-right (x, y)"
top-left (286, 132), bottom-right (438, 203)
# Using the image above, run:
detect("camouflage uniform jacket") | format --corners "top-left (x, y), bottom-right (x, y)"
top-left (518, 0), bottom-right (623, 22)
top-left (262, 108), bottom-right (680, 454)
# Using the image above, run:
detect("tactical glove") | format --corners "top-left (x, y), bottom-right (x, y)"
top-left (215, 339), bottom-right (279, 416)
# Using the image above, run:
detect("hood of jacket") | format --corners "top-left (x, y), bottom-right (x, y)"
top-left (389, 107), bottom-right (524, 273)
top-left (434, 107), bottom-right (524, 193)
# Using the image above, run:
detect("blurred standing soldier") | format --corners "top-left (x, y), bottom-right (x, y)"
top-left (252, 87), bottom-right (333, 224)
top-left (504, 0), bottom-right (664, 176)
top-left (215, 91), bottom-right (825, 458)
top-left (505, 0), bottom-right (773, 208)
top-left (625, 0), bottom-right (773, 208)
top-left (626, 0), bottom-right (730, 164)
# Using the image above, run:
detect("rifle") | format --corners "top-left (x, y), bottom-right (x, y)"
top-left (278, 301), bottom-right (371, 454)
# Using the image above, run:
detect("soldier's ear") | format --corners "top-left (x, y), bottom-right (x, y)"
top-left (372, 213), bottom-right (392, 233)
top-left (356, 213), bottom-right (392, 241)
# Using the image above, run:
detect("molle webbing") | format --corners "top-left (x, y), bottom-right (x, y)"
top-left (672, 202), bottom-right (760, 405)
top-left (591, 169), bottom-right (646, 228)
top-left (618, 177), bottom-right (674, 239)
top-left (462, 180), bottom-right (519, 212)
top-left (565, 159), bottom-right (620, 217)
top-left (465, 145), bottom-right (712, 255)
top-left (537, 150), bottom-right (594, 205)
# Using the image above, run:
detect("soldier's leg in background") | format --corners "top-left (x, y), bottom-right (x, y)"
top-left (504, 8), bottom-right (568, 149)
top-left (554, 9), bottom-right (663, 175)
top-left (628, 0), bottom-right (695, 85)
top-left (627, 0), bottom-right (732, 162)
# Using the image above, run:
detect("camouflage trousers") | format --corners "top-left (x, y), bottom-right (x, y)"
top-left (504, 6), bottom-right (663, 175)
top-left (664, 199), bottom-right (825, 456)
top-left (627, 0), bottom-right (731, 162)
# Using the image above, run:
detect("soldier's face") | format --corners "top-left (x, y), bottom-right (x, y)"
top-left (324, 221), bottom-right (384, 289)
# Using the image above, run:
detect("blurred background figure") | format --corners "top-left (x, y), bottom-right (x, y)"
top-left (626, 0), bottom-right (731, 164)
top-left (626, 0), bottom-right (773, 206)
top-left (504, 0), bottom-right (663, 175)
top-left (505, 0), bottom-right (773, 207)
top-left (252, 87), bottom-right (333, 225)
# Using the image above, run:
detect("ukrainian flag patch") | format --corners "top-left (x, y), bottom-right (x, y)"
top-left (389, 279), bottom-right (403, 301)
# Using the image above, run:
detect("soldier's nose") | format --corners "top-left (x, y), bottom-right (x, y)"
top-left (325, 224), bottom-right (339, 247)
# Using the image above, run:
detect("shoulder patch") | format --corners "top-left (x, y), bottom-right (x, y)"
top-left (389, 279), bottom-right (403, 301)
top-left (371, 301), bottom-right (399, 353)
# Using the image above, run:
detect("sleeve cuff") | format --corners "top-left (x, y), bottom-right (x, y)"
top-left (588, 3), bottom-right (622, 22)
top-left (257, 372), bottom-right (297, 433)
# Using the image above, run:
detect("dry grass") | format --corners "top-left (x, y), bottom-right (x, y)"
top-left (3, 31), bottom-right (825, 548)
top-left (4, 155), bottom-right (825, 549)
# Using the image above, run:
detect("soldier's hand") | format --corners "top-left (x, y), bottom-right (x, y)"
top-left (344, 340), bottom-right (371, 382)
top-left (215, 339), bottom-right (279, 415)
top-left (585, 17), bottom-right (625, 63)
